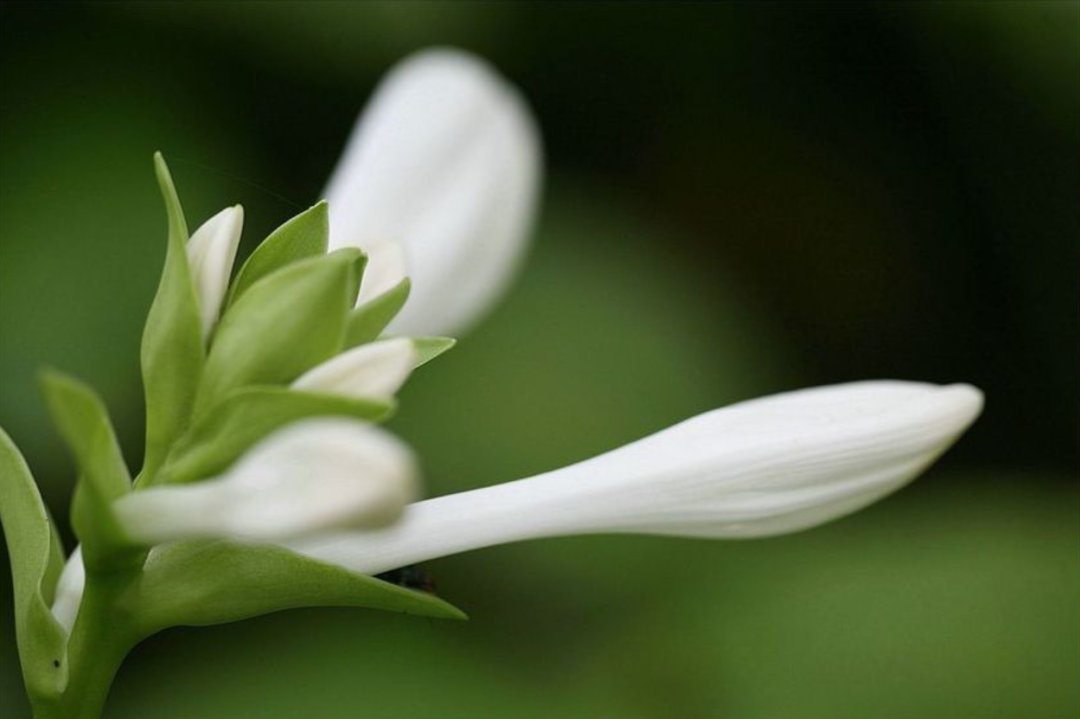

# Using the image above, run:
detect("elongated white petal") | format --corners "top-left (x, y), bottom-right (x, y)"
top-left (115, 419), bottom-right (419, 544)
top-left (50, 546), bottom-right (85, 635)
top-left (292, 338), bottom-right (416, 400)
top-left (284, 382), bottom-right (983, 574)
top-left (325, 48), bottom-right (541, 336)
top-left (187, 205), bottom-right (244, 341)
top-left (356, 241), bottom-right (407, 306)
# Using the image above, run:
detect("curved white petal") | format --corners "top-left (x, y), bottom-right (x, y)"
top-left (187, 205), bottom-right (244, 341)
top-left (284, 381), bottom-right (983, 574)
top-left (50, 546), bottom-right (85, 635)
top-left (356, 241), bottom-right (408, 306)
top-left (324, 48), bottom-right (541, 336)
top-left (115, 419), bottom-right (419, 544)
top-left (292, 338), bottom-right (416, 401)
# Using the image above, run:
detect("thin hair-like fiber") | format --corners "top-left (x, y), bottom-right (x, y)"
top-left (170, 155), bottom-right (307, 213)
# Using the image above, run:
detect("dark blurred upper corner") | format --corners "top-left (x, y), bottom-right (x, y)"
top-left (1, 1), bottom-right (1077, 477)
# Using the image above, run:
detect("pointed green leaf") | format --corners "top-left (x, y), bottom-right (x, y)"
top-left (0, 428), bottom-right (69, 705)
top-left (141, 153), bottom-right (205, 479)
top-left (225, 202), bottom-right (332, 309)
top-left (196, 249), bottom-right (364, 413)
top-left (344, 278), bottom-right (411, 348)
top-left (39, 371), bottom-right (131, 499)
top-left (137, 540), bottom-right (466, 633)
top-left (155, 387), bottom-right (394, 485)
top-left (411, 337), bottom-right (457, 368)
top-left (39, 371), bottom-right (141, 568)
top-left (344, 250), bottom-right (366, 308)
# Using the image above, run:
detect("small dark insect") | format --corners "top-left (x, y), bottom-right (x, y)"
top-left (376, 565), bottom-right (437, 594)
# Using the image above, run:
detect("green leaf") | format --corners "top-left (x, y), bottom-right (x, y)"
top-left (344, 278), bottom-right (411, 348)
top-left (196, 249), bottom-right (364, 414)
top-left (39, 371), bottom-right (132, 500)
top-left (156, 387), bottom-right (394, 485)
top-left (39, 370), bottom-right (141, 569)
top-left (411, 337), bottom-right (457, 368)
top-left (225, 201), bottom-right (331, 309)
top-left (141, 153), bottom-right (205, 479)
top-left (0, 428), bottom-right (69, 705)
top-left (137, 541), bottom-right (467, 633)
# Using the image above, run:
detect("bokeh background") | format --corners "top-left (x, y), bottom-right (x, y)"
top-left (1, 2), bottom-right (1077, 718)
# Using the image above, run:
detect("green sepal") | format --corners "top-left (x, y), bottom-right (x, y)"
top-left (196, 249), bottom-right (364, 413)
top-left (411, 337), bottom-right (457, 368)
top-left (225, 201), bottom-right (331, 309)
top-left (141, 153), bottom-right (205, 479)
top-left (136, 541), bottom-right (467, 633)
top-left (0, 428), bottom-right (70, 705)
top-left (344, 278), bottom-right (411, 348)
top-left (39, 370), bottom-right (141, 569)
top-left (153, 387), bottom-right (394, 486)
top-left (344, 251), bottom-right (366, 308)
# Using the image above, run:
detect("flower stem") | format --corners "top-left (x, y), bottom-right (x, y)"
top-left (35, 573), bottom-right (140, 719)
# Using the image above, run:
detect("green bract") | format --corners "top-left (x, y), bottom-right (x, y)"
top-left (0, 430), bottom-right (68, 711)
top-left (0, 154), bottom-right (459, 719)
top-left (225, 201), bottom-right (330, 308)
top-left (140, 153), bottom-right (205, 479)
top-left (136, 541), bottom-right (466, 631)
top-left (412, 336), bottom-right (457, 367)
top-left (39, 371), bottom-right (142, 571)
top-left (196, 249), bottom-right (365, 412)
top-left (345, 277), bottom-right (411, 347)
top-left (156, 387), bottom-right (394, 485)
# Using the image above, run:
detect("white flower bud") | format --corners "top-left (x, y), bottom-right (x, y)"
top-left (115, 419), bottom-right (419, 544)
top-left (291, 338), bottom-right (416, 401)
top-left (324, 48), bottom-right (541, 336)
top-left (187, 205), bottom-right (243, 342)
top-left (284, 382), bottom-right (983, 575)
top-left (50, 546), bottom-right (85, 634)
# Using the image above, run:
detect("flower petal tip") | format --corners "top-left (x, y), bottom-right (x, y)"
top-left (292, 337), bottom-right (416, 401)
top-left (187, 205), bottom-right (244, 341)
top-left (324, 47), bottom-right (540, 336)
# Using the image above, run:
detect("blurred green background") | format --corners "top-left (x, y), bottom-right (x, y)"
top-left (1, 2), bottom-right (1077, 718)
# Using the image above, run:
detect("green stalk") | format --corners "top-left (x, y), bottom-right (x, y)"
top-left (35, 572), bottom-right (141, 719)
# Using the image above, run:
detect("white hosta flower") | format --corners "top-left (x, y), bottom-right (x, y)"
top-left (324, 48), bottom-right (541, 336)
top-left (114, 419), bottom-right (419, 545)
top-left (284, 382), bottom-right (983, 575)
top-left (187, 205), bottom-right (244, 341)
top-left (292, 338), bottom-right (416, 401)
